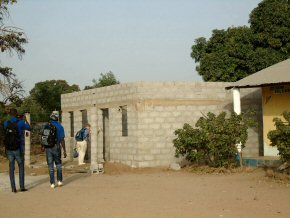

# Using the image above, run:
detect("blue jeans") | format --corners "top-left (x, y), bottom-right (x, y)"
top-left (7, 149), bottom-right (25, 190)
top-left (46, 145), bottom-right (62, 185)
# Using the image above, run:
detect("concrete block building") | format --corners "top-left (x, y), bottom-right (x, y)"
top-left (61, 81), bottom-right (262, 169)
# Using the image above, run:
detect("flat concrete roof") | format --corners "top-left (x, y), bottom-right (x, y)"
top-left (226, 58), bottom-right (290, 89)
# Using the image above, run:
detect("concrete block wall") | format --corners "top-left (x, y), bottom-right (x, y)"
top-left (61, 83), bottom-right (140, 166)
top-left (61, 81), bottom-right (263, 168)
top-left (135, 104), bottom-right (230, 167)
top-left (132, 82), bottom-right (237, 167)
top-left (106, 106), bottom-right (139, 167)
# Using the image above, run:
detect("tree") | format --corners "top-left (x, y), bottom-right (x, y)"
top-left (84, 71), bottom-right (120, 90)
top-left (191, 0), bottom-right (290, 82)
top-left (30, 80), bottom-right (80, 114)
top-left (0, 0), bottom-right (27, 151)
top-left (0, 0), bottom-right (27, 106)
top-left (250, 0), bottom-right (290, 53)
top-left (16, 96), bottom-right (49, 122)
top-left (192, 27), bottom-right (256, 82)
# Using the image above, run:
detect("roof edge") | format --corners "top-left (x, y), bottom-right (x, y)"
top-left (225, 82), bottom-right (290, 90)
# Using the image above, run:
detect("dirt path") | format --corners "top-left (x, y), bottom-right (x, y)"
top-left (0, 166), bottom-right (289, 218)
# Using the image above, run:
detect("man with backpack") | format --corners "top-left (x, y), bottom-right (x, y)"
top-left (41, 113), bottom-right (67, 189)
top-left (75, 123), bottom-right (90, 165)
top-left (3, 108), bottom-right (31, 193)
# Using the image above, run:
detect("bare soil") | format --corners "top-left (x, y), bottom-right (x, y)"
top-left (0, 154), bottom-right (289, 218)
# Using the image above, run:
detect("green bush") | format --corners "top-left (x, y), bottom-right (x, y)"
top-left (267, 111), bottom-right (290, 162)
top-left (173, 111), bottom-right (255, 168)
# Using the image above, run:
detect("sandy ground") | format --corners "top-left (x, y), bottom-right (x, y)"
top-left (0, 154), bottom-right (290, 218)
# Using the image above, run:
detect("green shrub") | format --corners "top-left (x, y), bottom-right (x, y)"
top-left (173, 111), bottom-right (255, 168)
top-left (267, 111), bottom-right (290, 162)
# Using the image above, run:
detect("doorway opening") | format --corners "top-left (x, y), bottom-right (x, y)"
top-left (102, 109), bottom-right (110, 161)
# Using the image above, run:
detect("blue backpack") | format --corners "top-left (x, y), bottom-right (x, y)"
top-left (75, 128), bottom-right (86, 141)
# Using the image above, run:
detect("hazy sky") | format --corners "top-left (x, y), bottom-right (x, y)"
top-left (1, 0), bottom-right (261, 93)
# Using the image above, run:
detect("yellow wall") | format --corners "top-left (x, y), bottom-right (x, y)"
top-left (262, 84), bottom-right (290, 156)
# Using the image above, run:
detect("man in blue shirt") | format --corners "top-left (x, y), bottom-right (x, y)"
top-left (3, 108), bottom-right (31, 193)
top-left (42, 114), bottom-right (67, 188)
top-left (76, 123), bottom-right (91, 165)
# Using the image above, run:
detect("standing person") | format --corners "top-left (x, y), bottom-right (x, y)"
top-left (3, 108), bottom-right (31, 193)
top-left (75, 123), bottom-right (90, 165)
top-left (41, 114), bottom-right (67, 189)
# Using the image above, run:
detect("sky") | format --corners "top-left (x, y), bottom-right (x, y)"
top-left (1, 0), bottom-right (261, 93)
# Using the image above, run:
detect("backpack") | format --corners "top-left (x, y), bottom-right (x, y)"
top-left (75, 128), bottom-right (86, 142)
top-left (41, 122), bottom-right (58, 148)
top-left (4, 120), bottom-right (20, 151)
top-left (73, 147), bottom-right (79, 158)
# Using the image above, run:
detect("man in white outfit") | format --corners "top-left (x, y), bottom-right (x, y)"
top-left (76, 124), bottom-right (90, 165)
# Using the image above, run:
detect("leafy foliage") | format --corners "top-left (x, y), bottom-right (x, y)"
top-left (192, 27), bottom-right (255, 81)
top-left (0, 0), bottom-right (26, 147)
top-left (0, 0), bottom-right (27, 58)
top-left (30, 80), bottom-right (80, 114)
top-left (250, 0), bottom-right (290, 53)
top-left (191, 0), bottom-right (290, 82)
top-left (16, 96), bottom-right (49, 122)
top-left (0, 0), bottom-right (27, 106)
top-left (0, 67), bottom-right (24, 105)
top-left (173, 111), bottom-right (256, 167)
top-left (84, 71), bottom-right (120, 90)
top-left (267, 111), bottom-right (290, 162)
